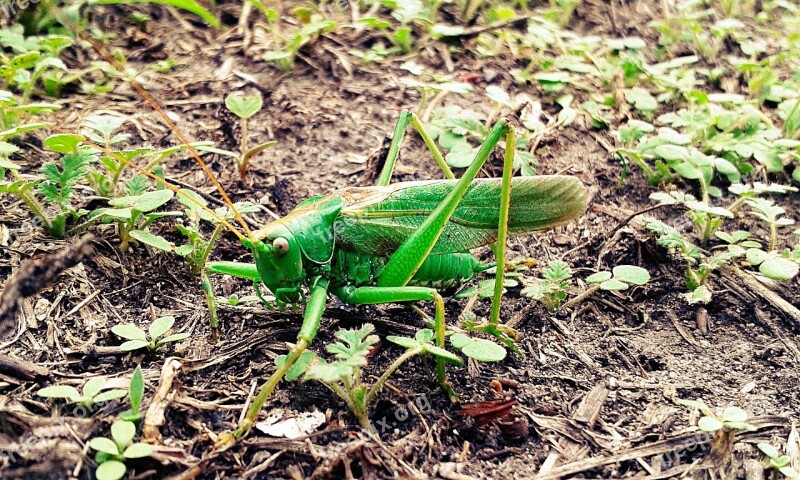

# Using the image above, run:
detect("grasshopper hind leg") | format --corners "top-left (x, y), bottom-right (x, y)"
top-left (471, 126), bottom-right (520, 353)
top-left (376, 110), bottom-right (454, 186)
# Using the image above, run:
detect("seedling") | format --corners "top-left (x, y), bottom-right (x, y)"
top-left (521, 260), bottom-right (572, 311)
top-left (111, 316), bottom-right (190, 353)
top-left (757, 443), bottom-right (800, 479)
top-left (88, 189), bottom-right (178, 252)
top-left (561, 265), bottom-right (650, 310)
top-left (119, 365), bottom-right (145, 422)
top-left (650, 191), bottom-right (734, 245)
top-left (262, 12), bottom-right (335, 71)
top-left (223, 93), bottom-right (277, 179)
top-left (89, 420), bottom-right (153, 480)
top-left (745, 198), bottom-right (795, 251)
top-left (646, 218), bottom-right (742, 293)
top-left (279, 324), bottom-right (461, 430)
top-left (175, 191), bottom-right (258, 334)
top-left (677, 399), bottom-right (756, 464)
top-left (38, 376), bottom-right (127, 408)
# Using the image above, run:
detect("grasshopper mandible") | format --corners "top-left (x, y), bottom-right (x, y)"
top-left (52, 8), bottom-right (587, 449)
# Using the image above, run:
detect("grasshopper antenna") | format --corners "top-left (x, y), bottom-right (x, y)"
top-left (46, 1), bottom-right (256, 241)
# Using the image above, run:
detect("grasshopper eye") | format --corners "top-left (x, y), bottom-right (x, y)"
top-left (272, 237), bottom-right (289, 255)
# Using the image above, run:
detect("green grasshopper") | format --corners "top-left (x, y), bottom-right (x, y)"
top-left (200, 112), bottom-right (587, 446)
top-left (49, 6), bottom-right (586, 448)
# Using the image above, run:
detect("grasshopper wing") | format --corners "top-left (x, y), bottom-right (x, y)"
top-left (335, 175), bottom-right (587, 256)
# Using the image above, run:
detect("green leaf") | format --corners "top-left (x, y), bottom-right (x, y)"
top-left (275, 351), bottom-right (316, 381)
top-left (44, 134), bottom-right (84, 154)
top-left (449, 333), bottom-right (471, 349)
top-left (654, 144), bottom-right (689, 162)
top-left (120, 340), bottom-right (150, 351)
top-left (698, 416), bottom-right (723, 432)
top-left (305, 361), bottom-right (354, 383)
top-left (444, 140), bottom-right (477, 169)
top-left (326, 324), bottom-right (379, 362)
top-left (96, 460), bottom-right (126, 480)
top-left (225, 94), bottom-right (263, 119)
top-left (386, 335), bottom-right (419, 349)
top-left (747, 248), bottom-right (769, 266)
top-left (0, 141), bottom-right (20, 156)
top-left (148, 316), bottom-right (175, 340)
top-left (459, 337), bottom-right (506, 362)
top-left (422, 343), bottom-right (463, 365)
top-left (110, 190), bottom-right (173, 213)
top-left (82, 377), bottom-right (106, 400)
top-left (599, 279), bottom-right (629, 291)
top-left (759, 257), bottom-right (799, 281)
top-left (688, 285), bottom-right (712, 304)
top-left (415, 329), bottom-right (435, 344)
top-left (721, 406), bottom-right (748, 423)
top-left (93, 389), bottom-right (128, 403)
top-left (624, 87), bottom-right (657, 112)
top-left (130, 230), bottom-right (174, 251)
top-left (129, 365), bottom-right (144, 414)
top-left (586, 271), bottom-right (612, 283)
top-left (112, 324), bottom-right (147, 341)
top-left (122, 442), bottom-right (153, 459)
top-left (758, 442), bottom-right (780, 460)
top-left (676, 398), bottom-right (714, 416)
top-left (242, 141), bottom-right (278, 163)
top-left (111, 420), bottom-right (136, 448)
top-left (89, 437), bottom-right (120, 456)
top-left (38, 385), bottom-right (81, 401)
top-left (612, 265), bottom-right (650, 285)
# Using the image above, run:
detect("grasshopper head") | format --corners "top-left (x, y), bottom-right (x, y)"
top-left (244, 223), bottom-right (304, 303)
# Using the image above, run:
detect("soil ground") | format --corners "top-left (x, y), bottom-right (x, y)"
top-left (1, 1), bottom-right (799, 479)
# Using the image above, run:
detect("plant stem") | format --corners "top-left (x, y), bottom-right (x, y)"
top-left (366, 347), bottom-right (423, 405)
top-left (239, 118), bottom-right (249, 178)
top-left (769, 222), bottom-right (776, 252)
top-left (561, 284), bottom-right (600, 310)
top-left (198, 223), bottom-right (225, 274)
top-left (14, 187), bottom-right (54, 235)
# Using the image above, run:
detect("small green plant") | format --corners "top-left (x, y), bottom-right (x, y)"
top-left (522, 260), bottom-right (572, 311)
top-left (262, 11), bottom-right (335, 71)
top-left (279, 324), bottom-right (461, 430)
top-left (0, 138), bottom-right (95, 238)
top-left (89, 419), bottom-right (153, 480)
top-left (677, 399), bottom-right (757, 467)
top-left (0, 25), bottom-right (75, 100)
top-left (757, 443), bottom-right (800, 479)
top-left (745, 198), bottom-right (795, 251)
top-left (38, 376), bottom-right (127, 408)
top-left (223, 93), bottom-right (276, 179)
top-left (650, 191), bottom-right (734, 245)
top-left (120, 365), bottom-right (145, 422)
top-left (88, 189), bottom-right (178, 252)
top-left (174, 191), bottom-right (258, 333)
top-left (111, 316), bottom-right (190, 353)
top-left (561, 265), bottom-right (651, 310)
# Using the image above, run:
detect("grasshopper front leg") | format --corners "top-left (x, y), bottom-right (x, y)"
top-left (215, 276), bottom-right (330, 449)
